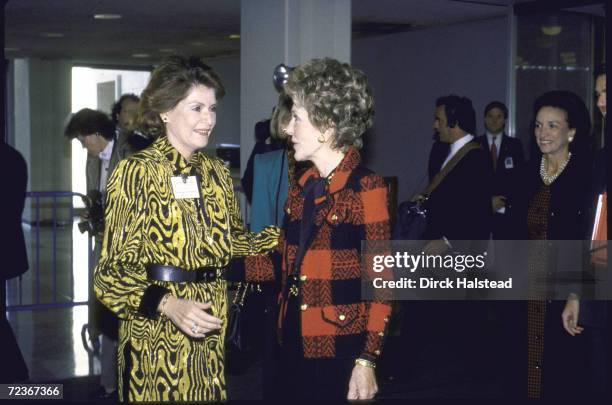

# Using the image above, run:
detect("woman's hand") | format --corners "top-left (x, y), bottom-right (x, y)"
top-left (411, 194), bottom-right (426, 203)
top-left (561, 295), bottom-right (584, 336)
top-left (347, 364), bottom-right (378, 400)
top-left (423, 238), bottom-right (450, 256)
top-left (491, 195), bottom-right (507, 212)
top-left (161, 296), bottom-right (222, 338)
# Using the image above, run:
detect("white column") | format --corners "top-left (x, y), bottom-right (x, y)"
top-left (240, 0), bottom-right (351, 175)
top-left (12, 58), bottom-right (72, 221)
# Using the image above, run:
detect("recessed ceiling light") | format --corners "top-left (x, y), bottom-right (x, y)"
top-left (41, 32), bottom-right (64, 38)
top-left (159, 48), bottom-right (176, 53)
top-left (132, 53), bottom-right (150, 58)
top-left (94, 14), bottom-right (123, 20)
top-left (229, 34), bottom-right (240, 39)
top-left (541, 26), bottom-right (562, 36)
top-left (191, 41), bottom-right (205, 46)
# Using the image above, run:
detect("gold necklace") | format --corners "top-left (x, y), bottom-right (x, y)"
top-left (540, 152), bottom-right (571, 185)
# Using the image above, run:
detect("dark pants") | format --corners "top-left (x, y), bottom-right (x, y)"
top-left (0, 280), bottom-right (28, 382)
top-left (260, 289), bottom-right (279, 400)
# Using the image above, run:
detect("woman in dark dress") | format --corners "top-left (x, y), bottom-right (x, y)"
top-left (524, 90), bottom-right (592, 399)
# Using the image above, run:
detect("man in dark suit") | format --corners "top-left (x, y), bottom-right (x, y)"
top-left (475, 102), bottom-right (526, 395)
top-left (561, 64), bottom-right (608, 399)
top-left (0, 142), bottom-right (29, 382)
top-left (475, 101), bottom-right (525, 239)
top-left (406, 95), bottom-right (493, 390)
top-left (427, 136), bottom-right (449, 182)
top-left (423, 95), bottom-right (492, 252)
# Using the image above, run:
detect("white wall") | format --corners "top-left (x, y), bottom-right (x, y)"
top-left (13, 58), bottom-right (72, 193)
top-left (207, 56), bottom-right (241, 148)
top-left (240, 0), bottom-right (288, 178)
top-left (10, 58), bottom-right (72, 221)
top-left (13, 59), bottom-right (32, 191)
top-left (352, 17), bottom-right (509, 202)
top-left (240, 0), bottom-right (351, 177)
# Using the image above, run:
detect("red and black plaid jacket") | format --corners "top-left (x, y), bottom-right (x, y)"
top-left (230, 147), bottom-right (392, 363)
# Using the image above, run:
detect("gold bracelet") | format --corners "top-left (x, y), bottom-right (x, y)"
top-left (355, 358), bottom-right (376, 369)
top-left (159, 293), bottom-right (171, 319)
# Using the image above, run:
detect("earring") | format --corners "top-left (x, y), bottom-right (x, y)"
top-left (161, 115), bottom-right (168, 123)
top-left (568, 136), bottom-right (574, 143)
top-left (317, 134), bottom-right (325, 144)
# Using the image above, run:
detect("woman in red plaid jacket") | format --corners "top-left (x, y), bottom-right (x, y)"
top-left (228, 58), bottom-right (392, 400)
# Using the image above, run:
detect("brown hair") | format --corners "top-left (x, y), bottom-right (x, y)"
top-left (138, 55), bottom-right (225, 138)
top-left (64, 108), bottom-right (115, 140)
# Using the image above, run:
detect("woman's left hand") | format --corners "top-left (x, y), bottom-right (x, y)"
top-left (346, 364), bottom-right (378, 400)
top-left (562, 295), bottom-right (584, 336)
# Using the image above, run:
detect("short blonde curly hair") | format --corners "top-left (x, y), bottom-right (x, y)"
top-left (284, 58), bottom-right (374, 150)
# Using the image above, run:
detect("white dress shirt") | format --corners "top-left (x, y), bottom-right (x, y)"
top-left (441, 134), bottom-right (474, 169)
top-left (486, 131), bottom-right (507, 214)
top-left (98, 139), bottom-right (114, 194)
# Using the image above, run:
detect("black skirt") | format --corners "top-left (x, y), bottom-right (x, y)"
top-left (276, 292), bottom-right (354, 401)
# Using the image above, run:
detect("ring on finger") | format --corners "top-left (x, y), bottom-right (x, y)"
top-left (191, 323), bottom-right (199, 334)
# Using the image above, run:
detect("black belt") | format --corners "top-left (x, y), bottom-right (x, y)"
top-left (146, 264), bottom-right (221, 283)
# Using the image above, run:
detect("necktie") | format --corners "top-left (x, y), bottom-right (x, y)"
top-left (490, 141), bottom-right (498, 171)
top-left (278, 176), bottom-right (327, 337)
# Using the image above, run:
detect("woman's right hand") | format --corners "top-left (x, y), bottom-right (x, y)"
top-left (161, 296), bottom-right (223, 338)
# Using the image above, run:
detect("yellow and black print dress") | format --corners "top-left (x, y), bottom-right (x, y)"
top-left (94, 136), bottom-right (278, 402)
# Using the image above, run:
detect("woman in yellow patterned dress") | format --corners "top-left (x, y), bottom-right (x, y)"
top-left (94, 56), bottom-right (278, 402)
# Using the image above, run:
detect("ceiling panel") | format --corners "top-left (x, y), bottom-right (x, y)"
top-left (10, 0), bottom-right (596, 66)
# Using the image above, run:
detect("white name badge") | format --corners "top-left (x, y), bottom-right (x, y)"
top-left (170, 175), bottom-right (200, 199)
top-left (504, 157), bottom-right (514, 169)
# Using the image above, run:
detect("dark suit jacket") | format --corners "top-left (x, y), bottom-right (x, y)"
top-left (85, 129), bottom-right (134, 196)
top-left (476, 134), bottom-right (525, 238)
top-left (1, 143), bottom-right (29, 280)
top-left (423, 141), bottom-right (492, 250)
top-left (427, 140), bottom-right (450, 181)
top-left (580, 148), bottom-right (607, 328)
top-left (0, 142), bottom-right (29, 382)
top-left (515, 155), bottom-right (591, 300)
top-left (522, 155), bottom-right (589, 241)
top-left (582, 148), bottom-right (606, 238)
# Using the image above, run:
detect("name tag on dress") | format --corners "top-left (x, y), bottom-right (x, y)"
top-left (171, 176), bottom-right (200, 199)
top-left (504, 157), bottom-right (514, 169)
